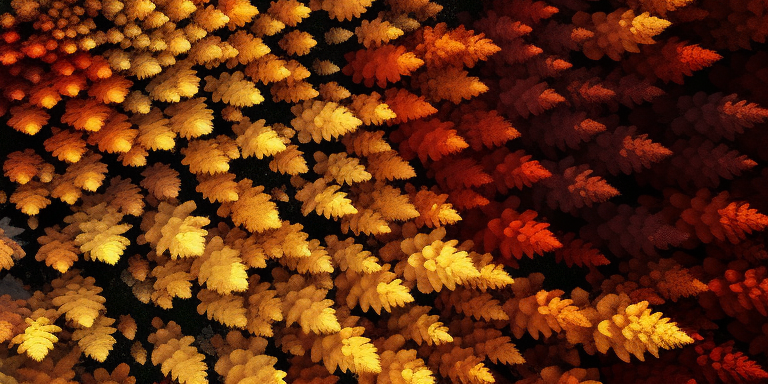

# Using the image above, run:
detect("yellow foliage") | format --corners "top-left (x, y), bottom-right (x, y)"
top-left (246, 279), bottom-right (283, 337)
top-left (326, 236), bottom-right (381, 273)
top-left (151, 334), bottom-right (208, 384)
top-left (214, 349), bottom-right (288, 384)
top-left (341, 208), bottom-right (392, 236)
top-left (227, 180), bottom-right (282, 233)
top-left (164, 98), bottom-right (214, 139)
top-left (0, 247), bottom-right (13, 271)
top-left (245, 54), bottom-right (291, 84)
top-left (337, 266), bottom-right (415, 314)
top-left (291, 100), bottom-right (362, 143)
top-left (388, 306), bottom-right (453, 346)
top-left (132, 108), bottom-right (175, 151)
top-left (270, 145), bottom-right (309, 175)
top-left (128, 52), bottom-right (162, 79)
top-left (234, 118), bottom-right (287, 159)
top-left (296, 179), bottom-right (358, 219)
top-left (247, 221), bottom-right (311, 261)
top-left (431, 346), bottom-right (494, 384)
top-left (123, 90), bottom-right (153, 114)
top-left (279, 30), bottom-right (317, 56)
top-left (439, 288), bottom-right (508, 322)
top-left (59, 100), bottom-right (112, 133)
top-left (311, 326), bottom-right (381, 374)
top-left (0, 2), bottom-right (707, 383)
top-left (227, 31), bottom-right (271, 67)
top-left (222, 106), bottom-right (245, 122)
top-left (279, 238), bottom-right (334, 274)
top-left (592, 293), bottom-right (693, 362)
top-left (630, 12), bottom-right (672, 43)
top-left (342, 130), bottom-right (392, 156)
top-left (268, 0), bottom-right (311, 26)
top-left (218, 0), bottom-right (259, 30)
top-left (366, 184), bottom-right (419, 222)
top-left (87, 113), bottom-right (138, 155)
top-left (72, 316), bottom-right (117, 362)
top-left (410, 188), bottom-right (461, 228)
top-left (182, 136), bottom-right (240, 174)
top-left (11, 316), bottom-right (61, 362)
top-left (50, 275), bottom-right (107, 328)
top-left (366, 151), bottom-right (416, 181)
top-left (67, 204), bottom-right (131, 265)
top-left (252, 14), bottom-right (286, 36)
top-left (193, 5), bottom-right (230, 32)
top-left (313, 152), bottom-right (371, 185)
top-left (196, 289), bottom-right (248, 328)
top-left (356, 18), bottom-right (404, 48)
top-left (208, 330), bottom-right (267, 358)
top-left (271, 79), bottom-right (319, 103)
top-left (193, 236), bottom-right (249, 294)
top-left (141, 200), bottom-right (210, 258)
top-left (146, 62), bottom-right (200, 102)
top-left (164, 27), bottom-right (193, 54)
top-left (464, 252), bottom-right (515, 291)
top-left (350, 93), bottom-right (397, 126)
top-left (461, 326), bottom-right (525, 366)
top-left (196, 173), bottom-right (239, 203)
top-left (283, 284), bottom-right (341, 334)
top-left (128, 254), bottom-right (151, 282)
top-left (359, 348), bottom-right (435, 384)
top-left (63, 153), bottom-right (109, 193)
top-left (204, 71), bottom-right (265, 106)
top-left (502, 276), bottom-right (592, 341)
top-left (149, 258), bottom-right (195, 309)
top-left (271, 67), bottom-right (318, 96)
top-left (401, 227), bottom-right (480, 293)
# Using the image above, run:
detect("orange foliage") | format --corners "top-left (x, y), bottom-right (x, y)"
top-left (383, 88), bottom-right (437, 125)
top-left (482, 208), bottom-right (562, 262)
top-left (343, 45), bottom-right (424, 87)
top-left (673, 190), bottom-right (768, 245)
top-left (627, 38), bottom-right (722, 84)
top-left (409, 23), bottom-right (500, 68)
top-left (554, 233), bottom-right (609, 269)
top-left (391, 118), bottom-right (468, 163)
top-left (483, 148), bottom-right (551, 194)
